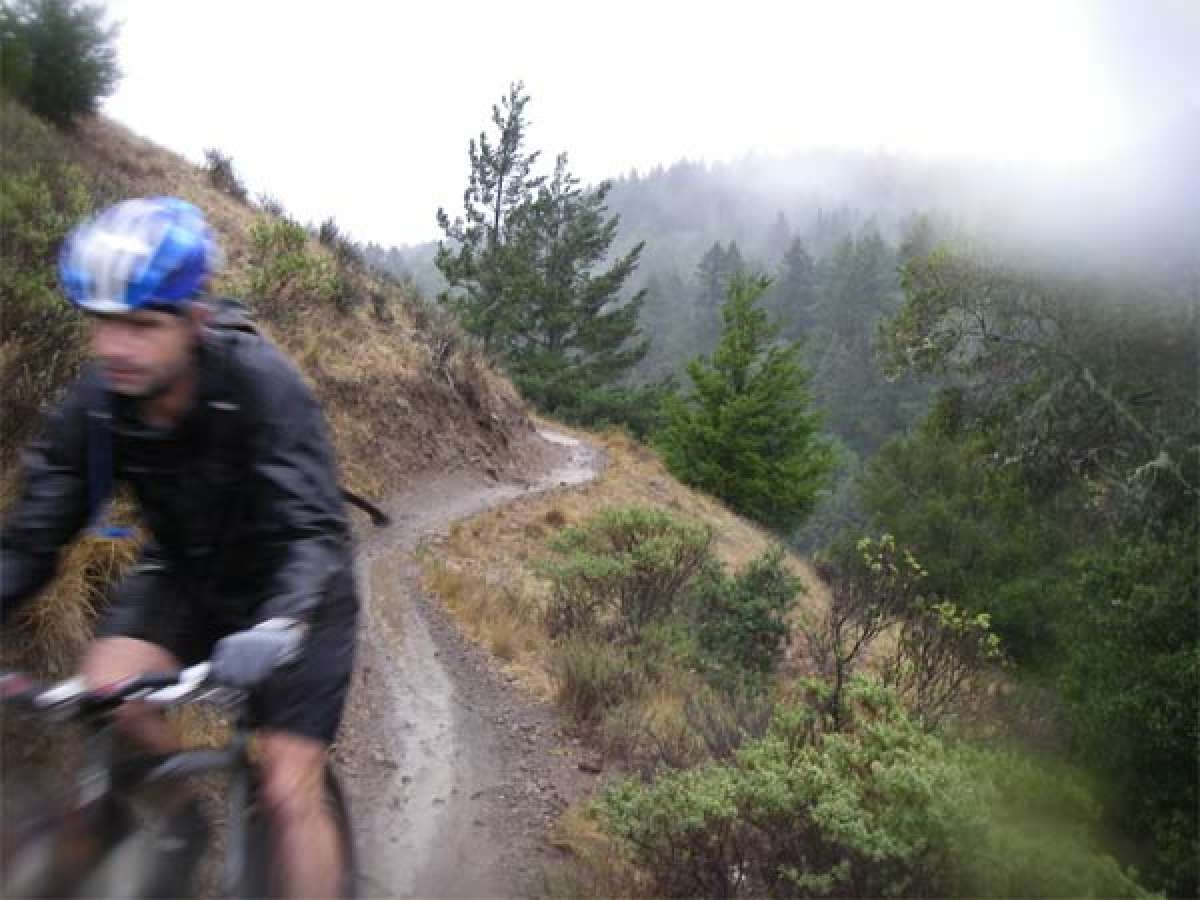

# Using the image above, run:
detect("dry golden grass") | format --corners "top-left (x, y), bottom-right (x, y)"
top-left (542, 801), bottom-right (644, 898)
top-left (419, 425), bottom-right (832, 702)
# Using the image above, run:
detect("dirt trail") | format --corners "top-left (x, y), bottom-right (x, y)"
top-left (338, 430), bottom-right (599, 899)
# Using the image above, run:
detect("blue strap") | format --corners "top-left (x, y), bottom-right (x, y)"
top-left (86, 399), bottom-right (133, 540)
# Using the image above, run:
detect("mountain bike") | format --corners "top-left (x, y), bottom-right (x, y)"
top-left (0, 660), bottom-right (357, 898)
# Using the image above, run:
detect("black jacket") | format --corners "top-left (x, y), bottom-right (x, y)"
top-left (1, 327), bottom-right (353, 626)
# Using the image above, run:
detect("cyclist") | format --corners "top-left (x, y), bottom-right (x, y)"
top-left (0, 197), bottom-right (358, 898)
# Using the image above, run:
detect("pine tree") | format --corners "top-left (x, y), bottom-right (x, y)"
top-left (773, 237), bottom-right (818, 338)
top-left (435, 81), bottom-right (544, 350)
top-left (658, 273), bottom-right (835, 532)
top-left (499, 153), bottom-right (649, 413)
top-left (723, 242), bottom-right (746, 280)
top-left (765, 210), bottom-right (793, 263)
top-left (695, 241), bottom-right (748, 349)
top-left (696, 241), bottom-right (727, 310)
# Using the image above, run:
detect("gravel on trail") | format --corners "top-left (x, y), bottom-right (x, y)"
top-left (339, 429), bottom-right (601, 899)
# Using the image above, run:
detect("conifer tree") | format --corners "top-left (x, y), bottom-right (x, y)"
top-left (765, 210), bottom-right (793, 262)
top-left (773, 237), bottom-right (818, 338)
top-left (499, 153), bottom-right (649, 412)
top-left (437, 85), bottom-right (652, 423)
top-left (658, 273), bottom-right (835, 532)
top-left (696, 241), bottom-right (727, 311)
top-left (436, 81), bottom-right (543, 350)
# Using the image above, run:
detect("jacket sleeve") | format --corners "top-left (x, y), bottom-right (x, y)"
top-left (243, 344), bottom-right (350, 626)
top-left (1, 377), bottom-right (94, 624)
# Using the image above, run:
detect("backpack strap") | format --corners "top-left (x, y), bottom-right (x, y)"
top-left (85, 381), bottom-right (133, 539)
top-left (208, 296), bottom-right (260, 334)
top-left (341, 488), bottom-right (391, 527)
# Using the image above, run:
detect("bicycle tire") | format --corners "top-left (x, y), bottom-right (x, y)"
top-left (237, 762), bottom-right (358, 899)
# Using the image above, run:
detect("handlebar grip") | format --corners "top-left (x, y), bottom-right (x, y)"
top-left (0, 672), bottom-right (40, 706)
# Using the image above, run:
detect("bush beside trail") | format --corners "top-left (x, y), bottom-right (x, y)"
top-left (531, 506), bottom-right (1150, 898)
top-left (596, 679), bottom-right (1148, 899)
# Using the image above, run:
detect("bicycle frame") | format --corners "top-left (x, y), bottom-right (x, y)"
top-left (3, 663), bottom-right (356, 899)
top-left (3, 670), bottom-right (264, 899)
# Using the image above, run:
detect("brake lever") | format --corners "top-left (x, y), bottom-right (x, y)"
top-left (35, 675), bottom-right (88, 708)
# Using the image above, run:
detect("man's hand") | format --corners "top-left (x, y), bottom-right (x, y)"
top-left (210, 618), bottom-right (306, 689)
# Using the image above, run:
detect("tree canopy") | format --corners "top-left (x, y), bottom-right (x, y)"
top-left (0, 0), bottom-right (120, 127)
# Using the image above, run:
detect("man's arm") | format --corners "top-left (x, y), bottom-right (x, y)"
top-left (1, 377), bottom-right (94, 624)
top-left (242, 343), bottom-right (350, 626)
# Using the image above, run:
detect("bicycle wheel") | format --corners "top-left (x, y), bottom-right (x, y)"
top-left (237, 763), bottom-right (357, 899)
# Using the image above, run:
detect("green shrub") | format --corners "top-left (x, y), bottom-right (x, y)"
top-left (203, 147), bottom-right (247, 201)
top-left (955, 746), bottom-right (1154, 898)
top-left (243, 216), bottom-right (358, 317)
top-left (879, 598), bottom-right (1003, 728)
top-left (520, 381), bottom-right (674, 441)
top-left (1057, 525), bottom-right (1199, 896)
top-left (542, 506), bottom-right (714, 642)
top-left (808, 535), bottom-right (1004, 730)
top-left (691, 547), bottom-right (801, 683)
top-left (317, 216), bottom-right (340, 247)
top-left (0, 0), bottom-right (119, 127)
top-left (597, 678), bottom-right (1149, 898)
top-left (550, 635), bottom-right (643, 725)
top-left (0, 113), bottom-right (97, 458)
top-left (599, 679), bottom-right (983, 897)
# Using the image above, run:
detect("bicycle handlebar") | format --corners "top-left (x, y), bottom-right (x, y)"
top-left (0, 662), bottom-right (220, 718)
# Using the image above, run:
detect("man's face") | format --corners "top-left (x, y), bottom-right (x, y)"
top-left (89, 308), bottom-right (198, 396)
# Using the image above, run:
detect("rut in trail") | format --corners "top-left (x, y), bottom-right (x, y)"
top-left (338, 429), bottom-right (599, 899)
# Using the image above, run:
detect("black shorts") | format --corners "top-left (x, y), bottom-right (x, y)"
top-left (96, 559), bottom-right (358, 744)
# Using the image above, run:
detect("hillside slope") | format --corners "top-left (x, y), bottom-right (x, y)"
top-left (421, 425), bottom-right (830, 702)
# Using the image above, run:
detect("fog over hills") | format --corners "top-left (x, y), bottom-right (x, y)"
top-left (369, 110), bottom-right (1199, 315)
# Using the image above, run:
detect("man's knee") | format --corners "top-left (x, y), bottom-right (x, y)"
top-left (256, 731), bottom-right (329, 825)
top-left (81, 637), bottom-right (180, 744)
top-left (82, 636), bottom-right (179, 685)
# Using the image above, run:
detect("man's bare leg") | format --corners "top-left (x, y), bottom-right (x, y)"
top-left (257, 730), bottom-right (341, 899)
top-left (81, 637), bottom-right (182, 754)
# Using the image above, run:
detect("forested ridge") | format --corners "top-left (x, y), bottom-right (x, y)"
top-left (374, 104), bottom-right (1199, 895)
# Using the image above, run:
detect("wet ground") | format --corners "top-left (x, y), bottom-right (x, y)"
top-left (339, 430), bottom-right (600, 898)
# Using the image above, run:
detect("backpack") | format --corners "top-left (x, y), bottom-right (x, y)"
top-left (86, 297), bottom-right (390, 537)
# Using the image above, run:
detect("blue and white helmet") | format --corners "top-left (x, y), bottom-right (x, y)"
top-left (58, 197), bottom-right (222, 314)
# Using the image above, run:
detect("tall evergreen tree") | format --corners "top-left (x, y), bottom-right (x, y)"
top-left (437, 85), bottom-right (653, 425)
top-left (499, 152), bottom-right (649, 413)
top-left (773, 237), bottom-right (818, 338)
top-left (658, 273), bottom-right (835, 532)
top-left (696, 241), bottom-right (727, 311)
top-left (765, 210), bottom-right (793, 263)
top-left (723, 241), bottom-right (746, 280)
top-left (436, 81), bottom-right (544, 350)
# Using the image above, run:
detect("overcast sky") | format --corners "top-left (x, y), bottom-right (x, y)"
top-left (99, 0), bottom-right (1199, 246)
